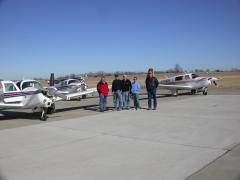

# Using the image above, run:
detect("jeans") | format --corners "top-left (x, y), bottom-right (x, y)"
top-left (122, 91), bottom-right (130, 109)
top-left (113, 90), bottom-right (123, 110)
top-left (147, 89), bottom-right (157, 109)
top-left (132, 93), bottom-right (140, 109)
top-left (99, 94), bottom-right (107, 112)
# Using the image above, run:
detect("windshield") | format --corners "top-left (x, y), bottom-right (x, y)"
top-left (69, 80), bottom-right (80, 84)
top-left (22, 81), bottom-right (43, 90)
top-left (192, 74), bottom-right (200, 79)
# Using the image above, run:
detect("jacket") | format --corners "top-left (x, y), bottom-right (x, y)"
top-left (145, 77), bottom-right (159, 91)
top-left (131, 82), bottom-right (141, 94)
top-left (97, 80), bottom-right (109, 96)
top-left (112, 79), bottom-right (123, 92)
top-left (122, 79), bottom-right (132, 92)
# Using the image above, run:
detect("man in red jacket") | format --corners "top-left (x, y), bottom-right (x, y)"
top-left (97, 75), bottom-right (109, 112)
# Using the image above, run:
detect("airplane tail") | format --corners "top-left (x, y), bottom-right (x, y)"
top-left (50, 73), bottom-right (55, 87)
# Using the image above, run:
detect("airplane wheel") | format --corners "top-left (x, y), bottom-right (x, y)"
top-left (47, 104), bottom-right (55, 114)
top-left (40, 114), bottom-right (48, 121)
top-left (191, 89), bottom-right (196, 95)
top-left (82, 95), bottom-right (87, 99)
top-left (203, 91), bottom-right (208, 95)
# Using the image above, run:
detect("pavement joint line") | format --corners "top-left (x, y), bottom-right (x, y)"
top-left (42, 123), bottom-right (229, 152)
top-left (99, 133), bottom-right (229, 151)
top-left (184, 148), bottom-right (233, 180)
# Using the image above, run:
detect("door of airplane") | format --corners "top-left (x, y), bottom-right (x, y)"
top-left (1, 81), bottom-right (24, 103)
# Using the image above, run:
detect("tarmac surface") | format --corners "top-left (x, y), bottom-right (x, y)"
top-left (0, 94), bottom-right (240, 180)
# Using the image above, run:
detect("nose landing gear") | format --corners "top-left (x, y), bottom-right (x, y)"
top-left (40, 108), bottom-right (48, 121)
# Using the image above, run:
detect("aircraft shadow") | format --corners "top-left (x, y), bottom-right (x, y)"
top-left (0, 111), bottom-right (42, 121)
top-left (0, 92), bottom-right (200, 120)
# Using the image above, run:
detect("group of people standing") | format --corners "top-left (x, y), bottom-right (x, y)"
top-left (97, 68), bottom-right (159, 112)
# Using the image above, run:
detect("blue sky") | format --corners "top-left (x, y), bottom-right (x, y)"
top-left (0, 0), bottom-right (240, 79)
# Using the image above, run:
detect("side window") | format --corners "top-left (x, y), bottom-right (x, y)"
top-left (192, 74), bottom-right (199, 79)
top-left (175, 76), bottom-right (183, 81)
top-left (4, 83), bottom-right (17, 92)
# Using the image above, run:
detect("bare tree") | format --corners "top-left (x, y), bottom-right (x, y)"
top-left (174, 64), bottom-right (184, 73)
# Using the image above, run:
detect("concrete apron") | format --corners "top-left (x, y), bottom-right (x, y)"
top-left (0, 95), bottom-right (239, 180)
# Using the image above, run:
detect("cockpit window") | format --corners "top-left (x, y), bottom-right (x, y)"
top-left (4, 83), bottom-right (17, 92)
top-left (69, 80), bottom-right (80, 84)
top-left (175, 76), bottom-right (183, 81)
top-left (192, 74), bottom-right (199, 79)
top-left (22, 81), bottom-right (43, 90)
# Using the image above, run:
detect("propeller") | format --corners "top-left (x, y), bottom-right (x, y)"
top-left (208, 77), bottom-right (219, 87)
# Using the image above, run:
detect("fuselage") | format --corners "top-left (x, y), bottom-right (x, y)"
top-left (159, 73), bottom-right (211, 90)
top-left (0, 80), bottom-right (53, 109)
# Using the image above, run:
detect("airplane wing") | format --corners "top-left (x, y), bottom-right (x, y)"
top-left (55, 88), bottom-right (97, 101)
top-left (159, 84), bottom-right (193, 90)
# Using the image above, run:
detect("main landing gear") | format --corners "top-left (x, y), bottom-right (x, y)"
top-left (40, 107), bottom-right (48, 121)
top-left (40, 103), bottom-right (56, 121)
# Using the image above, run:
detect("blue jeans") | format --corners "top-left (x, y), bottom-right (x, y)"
top-left (122, 91), bottom-right (130, 109)
top-left (147, 89), bottom-right (157, 109)
top-left (99, 94), bottom-right (107, 112)
top-left (132, 93), bottom-right (140, 109)
top-left (113, 90), bottom-right (123, 110)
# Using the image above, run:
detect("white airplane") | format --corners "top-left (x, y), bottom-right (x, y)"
top-left (49, 74), bottom-right (89, 99)
top-left (0, 79), bottom-right (97, 121)
top-left (158, 73), bottom-right (219, 96)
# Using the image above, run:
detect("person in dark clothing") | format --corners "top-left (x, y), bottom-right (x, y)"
top-left (145, 69), bottom-right (159, 110)
top-left (97, 75), bottom-right (109, 112)
top-left (112, 74), bottom-right (123, 111)
top-left (122, 75), bottom-right (132, 110)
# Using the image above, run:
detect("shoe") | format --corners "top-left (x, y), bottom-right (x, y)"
top-left (153, 108), bottom-right (156, 110)
top-left (147, 108), bottom-right (151, 110)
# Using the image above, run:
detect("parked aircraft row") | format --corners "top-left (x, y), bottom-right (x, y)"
top-left (0, 73), bottom-right (219, 120)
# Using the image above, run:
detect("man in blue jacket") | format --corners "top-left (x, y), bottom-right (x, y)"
top-left (131, 76), bottom-right (141, 110)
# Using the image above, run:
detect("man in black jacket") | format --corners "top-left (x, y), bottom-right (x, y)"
top-left (122, 75), bottom-right (132, 110)
top-left (145, 69), bottom-right (159, 110)
top-left (112, 74), bottom-right (123, 111)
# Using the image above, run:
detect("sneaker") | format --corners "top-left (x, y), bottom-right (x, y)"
top-left (153, 108), bottom-right (157, 110)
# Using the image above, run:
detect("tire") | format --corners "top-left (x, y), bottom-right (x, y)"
top-left (47, 104), bottom-right (55, 114)
top-left (82, 95), bottom-right (87, 99)
top-left (40, 114), bottom-right (47, 121)
top-left (191, 89), bottom-right (196, 95)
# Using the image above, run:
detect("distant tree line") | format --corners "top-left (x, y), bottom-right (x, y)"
top-left (32, 64), bottom-right (240, 80)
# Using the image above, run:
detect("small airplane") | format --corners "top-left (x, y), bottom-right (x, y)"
top-left (0, 79), bottom-right (97, 121)
top-left (48, 74), bottom-right (88, 99)
top-left (158, 73), bottom-right (219, 96)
